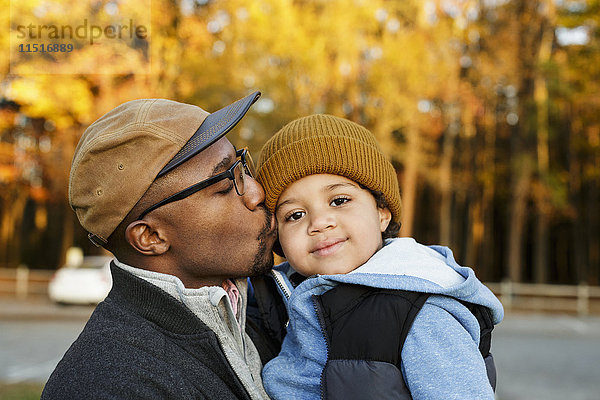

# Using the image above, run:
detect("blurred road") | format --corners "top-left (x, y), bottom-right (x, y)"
top-left (0, 297), bottom-right (94, 385)
top-left (493, 313), bottom-right (600, 400)
top-left (1, 297), bottom-right (599, 399)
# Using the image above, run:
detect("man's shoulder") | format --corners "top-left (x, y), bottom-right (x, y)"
top-left (42, 296), bottom-right (250, 400)
top-left (41, 302), bottom-right (179, 399)
top-left (45, 298), bottom-right (172, 371)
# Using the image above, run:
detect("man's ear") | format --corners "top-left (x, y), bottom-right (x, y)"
top-left (378, 207), bottom-right (392, 233)
top-left (125, 220), bottom-right (170, 255)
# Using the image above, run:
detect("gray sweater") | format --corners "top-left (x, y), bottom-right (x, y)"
top-left (42, 263), bottom-right (261, 399)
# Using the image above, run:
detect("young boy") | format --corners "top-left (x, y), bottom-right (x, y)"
top-left (254, 114), bottom-right (504, 400)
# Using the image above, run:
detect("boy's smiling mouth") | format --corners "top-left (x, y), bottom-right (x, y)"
top-left (310, 238), bottom-right (347, 257)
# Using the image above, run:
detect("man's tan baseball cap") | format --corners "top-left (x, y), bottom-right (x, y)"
top-left (69, 91), bottom-right (261, 246)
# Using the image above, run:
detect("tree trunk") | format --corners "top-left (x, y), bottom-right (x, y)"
top-left (0, 195), bottom-right (11, 267)
top-left (439, 128), bottom-right (455, 246)
top-left (466, 194), bottom-right (484, 273)
top-left (506, 0), bottom-right (542, 282)
top-left (0, 188), bottom-right (28, 268)
top-left (568, 106), bottom-right (593, 285)
top-left (400, 124), bottom-right (420, 237)
top-left (507, 157), bottom-right (533, 282)
top-left (587, 179), bottom-right (599, 285)
top-left (532, 0), bottom-right (555, 283)
top-left (478, 88), bottom-right (499, 280)
top-left (534, 213), bottom-right (549, 282)
top-left (58, 201), bottom-right (75, 269)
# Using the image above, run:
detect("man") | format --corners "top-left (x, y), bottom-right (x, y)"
top-left (42, 92), bottom-right (277, 399)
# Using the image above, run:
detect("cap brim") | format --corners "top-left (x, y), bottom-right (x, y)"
top-left (157, 91), bottom-right (261, 177)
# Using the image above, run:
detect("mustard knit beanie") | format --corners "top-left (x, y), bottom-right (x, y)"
top-left (256, 114), bottom-right (402, 223)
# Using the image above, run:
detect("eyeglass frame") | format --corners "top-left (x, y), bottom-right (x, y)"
top-left (137, 148), bottom-right (255, 220)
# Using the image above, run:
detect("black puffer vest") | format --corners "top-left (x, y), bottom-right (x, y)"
top-left (316, 283), bottom-right (496, 399)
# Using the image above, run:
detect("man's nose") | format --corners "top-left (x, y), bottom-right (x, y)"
top-left (242, 176), bottom-right (265, 211)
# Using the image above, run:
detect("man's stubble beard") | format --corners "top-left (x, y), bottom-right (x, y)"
top-left (249, 206), bottom-right (276, 276)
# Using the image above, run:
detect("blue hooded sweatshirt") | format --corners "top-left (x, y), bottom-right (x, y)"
top-left (262, 237), bottom-right (504, 400)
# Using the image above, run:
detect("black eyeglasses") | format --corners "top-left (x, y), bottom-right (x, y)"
top-left (138, 148), bottom-right (255, 220)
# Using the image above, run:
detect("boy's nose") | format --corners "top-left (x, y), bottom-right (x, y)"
top-left (308, 211), bottom-right (336, 234)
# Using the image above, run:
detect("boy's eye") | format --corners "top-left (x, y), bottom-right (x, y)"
top-left (330, 197), bottom-right (350, 207)
top-left (285, 211), bottom-right (305, 222)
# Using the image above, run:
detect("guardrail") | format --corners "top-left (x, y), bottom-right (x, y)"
top-left (0, 266), bottom-right (53, 298)
top-left (1, 267), bottom-right (600, 315)
top-left (485, 281), bottom-right (600, 316)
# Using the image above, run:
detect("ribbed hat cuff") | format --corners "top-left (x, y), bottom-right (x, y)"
top-left (257, 135), bottom-right (401, 221)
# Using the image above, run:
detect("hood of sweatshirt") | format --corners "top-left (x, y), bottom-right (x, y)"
top-left (274, 237), bottom-right (503, 324)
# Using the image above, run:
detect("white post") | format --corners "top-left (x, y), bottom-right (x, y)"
top-left (577, 282), bottom-right (589, 316)
top-left (501, 279), bottom-right (513, 311)
top-left (16, 264), bottom-right (29, 299)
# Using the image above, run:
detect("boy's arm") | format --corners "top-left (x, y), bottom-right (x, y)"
top-left (400, 297), bottom-right (495, 400)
